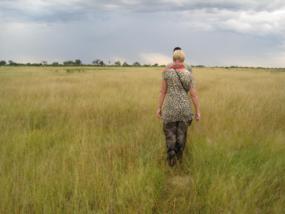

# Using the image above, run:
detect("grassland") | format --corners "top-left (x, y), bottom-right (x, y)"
top-left (0, 66), bottom-right (284, 213)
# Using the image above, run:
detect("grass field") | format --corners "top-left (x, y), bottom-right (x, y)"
top-left (0, 66), bottom-right (284, 213)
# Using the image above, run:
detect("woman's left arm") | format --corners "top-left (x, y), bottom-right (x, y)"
top-left (156, 79), bottom-right (167, 119)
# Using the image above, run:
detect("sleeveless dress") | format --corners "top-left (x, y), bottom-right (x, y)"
top-left (161, 63), bottom-right (194, 125)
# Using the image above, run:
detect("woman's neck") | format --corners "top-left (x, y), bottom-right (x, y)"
top-left (171, 61), bottom-right (185, 69)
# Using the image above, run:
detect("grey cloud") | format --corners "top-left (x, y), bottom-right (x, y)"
top-left (181, 9), bottom-right (285, 36)
top-left (1, 0), bottom-right (285, 67)
top-left (0, 1), bottom-right (91, 22)
top-left (59, 0), bottom-right (285, 12)
top-left (1, 0), bottom-right (285, 23)
top-left (1, 10), bottom-right (284, 67)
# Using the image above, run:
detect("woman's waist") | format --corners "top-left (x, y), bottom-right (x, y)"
top-left (163, 98), bottom-right (192, 108)
top-left (165, 93), bottom-right (191, 101)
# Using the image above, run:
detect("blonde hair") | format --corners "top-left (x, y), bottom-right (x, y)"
top-left (173, 50), bottom-right (185, 62)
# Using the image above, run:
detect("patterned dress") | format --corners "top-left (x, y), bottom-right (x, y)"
top-left (161, 62), bottom-right (194, 125)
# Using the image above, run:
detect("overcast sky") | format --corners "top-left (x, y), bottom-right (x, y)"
top-left (1, 0), bottom-right (285, 67)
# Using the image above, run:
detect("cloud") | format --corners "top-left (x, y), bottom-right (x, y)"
top-left (1, 0), bottom-right (285, 67)
top-left (139, 53), bottom-right (172, 65)
top-left (2, 0), bottom-right (285, 37)
top-left (1, 0), bottom-right (285, 22)
top-left (180, 8), bottom-right (285, 35)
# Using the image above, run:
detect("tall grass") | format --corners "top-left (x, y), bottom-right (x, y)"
top-left (0, 66), bottom-right (284, 213)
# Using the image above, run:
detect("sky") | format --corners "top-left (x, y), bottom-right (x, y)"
top-left (0, 0), bottom-right (285, 67)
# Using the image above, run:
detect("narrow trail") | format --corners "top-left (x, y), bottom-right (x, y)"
top-left (153, 161), bottom-right (195, 214)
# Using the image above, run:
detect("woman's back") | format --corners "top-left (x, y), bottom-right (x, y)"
top-left (161, 62), bottom-right (194, 124)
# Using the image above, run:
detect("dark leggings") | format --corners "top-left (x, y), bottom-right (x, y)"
top-left (162, 120), bottom-right (192, 157)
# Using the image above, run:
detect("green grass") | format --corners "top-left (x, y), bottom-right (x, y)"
top-left (0, 66), bottom-right (284, 213)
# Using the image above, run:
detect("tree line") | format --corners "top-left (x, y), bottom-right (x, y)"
top-left (0, 59), bottom-right (163, 67)
top-left (1, 60), bottom-right (284, 70)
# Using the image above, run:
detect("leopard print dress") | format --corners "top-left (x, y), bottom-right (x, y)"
top-left (161, 63), bottom-right (194, 126)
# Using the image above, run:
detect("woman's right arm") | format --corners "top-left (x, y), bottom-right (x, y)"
top-left (189, 87), bottom-right (201, 121)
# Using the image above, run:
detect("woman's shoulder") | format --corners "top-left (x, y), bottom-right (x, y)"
top-left (162, 62), bottom-right (174, 72)
top-left (183, 62), bottom-right (192, 72)
top-left (165, 62), bottom-right (174, 70)
top-left (163, 62), bottom-right (191, 73)
top-left (167, 62), bottom-right (174, 66)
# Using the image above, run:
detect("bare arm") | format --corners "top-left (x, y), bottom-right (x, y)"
top-left (156, 79), bottom-right (167, 119)
top-left (188, 77), bottom-right (201, 121)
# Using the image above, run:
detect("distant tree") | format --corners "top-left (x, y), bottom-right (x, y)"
top-left (8, 60), bottom-right (17, 66)
top-left (63, 60), bottom-right (74, 66)
top-left (122, 62), bottom-right (129, 67)
top-left (99, 60), bottom-right (105, 66)
top-left (92, 59), bottom-right (105, 66)
top-left (41, 61), bottom-right (47, 65)
top-left (133, 62), bottom-right (141, 67)
top-left (31, 63), bottom-right (41, 66)
top-left (0, 60), bottom-right (6, 66)
top-left (114, 61), bottom-right (121, 66)
top-left (92, 59), bottom-right (100, 65)
top-left (74, 59), bottom-right (82, 65)
top-left (152, 63), bottom-right (159, 67)
top-left (52, 62), bottom-right (60, 66)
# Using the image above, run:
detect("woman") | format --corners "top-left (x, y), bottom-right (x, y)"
top-left (156, 49), bottom-right (201, 167)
